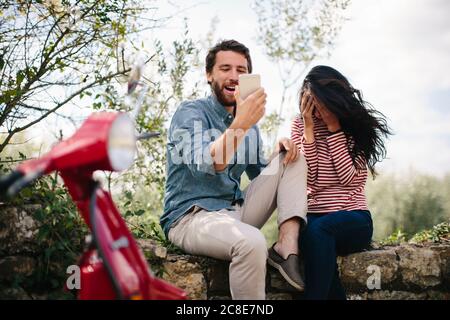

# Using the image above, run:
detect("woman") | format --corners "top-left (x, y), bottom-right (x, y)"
top-left (291, 65), bottom-right (392, 300)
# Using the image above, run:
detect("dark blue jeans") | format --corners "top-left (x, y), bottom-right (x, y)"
top-left (299, 210), bottom-right (373, 300)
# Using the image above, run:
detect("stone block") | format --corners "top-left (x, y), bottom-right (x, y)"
top-left (397, 245), bottom-right (441, 288)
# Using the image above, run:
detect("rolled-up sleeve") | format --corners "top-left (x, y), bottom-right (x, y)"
top-left (168, 104), bottom-right (225, 177)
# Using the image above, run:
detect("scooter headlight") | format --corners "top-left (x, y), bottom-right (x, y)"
top-left (108, 113), bottom-right (136, 171)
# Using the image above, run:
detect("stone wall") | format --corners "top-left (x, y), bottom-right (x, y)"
top-left (0, 204), bottom-right (43, 299)
top-left (146, 240), bottom-right (450, 300)
top-left (1, 204), bottom-right (449, 300)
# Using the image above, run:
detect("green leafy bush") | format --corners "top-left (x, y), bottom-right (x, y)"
top-left (409, 221), bottom-right (450, 244)
top-left (3, 170), bottom-right (87, 298)
top-left (379, 229), bottom-right (407, 246)
top-left (379, 221), bottom-right (450, 246)
top-left (119, 189), bottom-right (183, 254)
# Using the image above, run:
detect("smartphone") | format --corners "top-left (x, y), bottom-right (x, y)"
top-left (238, 74), bottom-right (261, 100)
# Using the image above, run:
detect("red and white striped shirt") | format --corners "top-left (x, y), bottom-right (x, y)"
top-left (291, 115), bottom-right (369, 213)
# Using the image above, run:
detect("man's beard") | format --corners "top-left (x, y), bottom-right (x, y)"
top-left (211, 80), bottom-right (236, 107)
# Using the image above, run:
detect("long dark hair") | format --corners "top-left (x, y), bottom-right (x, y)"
top-left (300, 65), bottom-right (392, 177)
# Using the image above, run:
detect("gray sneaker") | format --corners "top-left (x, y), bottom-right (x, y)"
top-left (267, 245), bottom-right (305, 292)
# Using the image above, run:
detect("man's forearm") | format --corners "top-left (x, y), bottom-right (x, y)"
top-left (210, 123), bottom-right (248, 172)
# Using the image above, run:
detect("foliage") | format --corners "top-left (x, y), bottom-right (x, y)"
top-left (30, 177), bottom-right (87, 297)
top-left (379, 229), bottom-right (407, 246)
top-left (254, 0), bottom-right (350, 66)
top-left (1, 159), bottom-right (87, 297)
top-left (119, 189), bottom-right (182, 253)
top-left (0, 0), bottom-right (160, 154)
top-left (380, 221), bottom-right (450, 246)
top-left (409, 221), bottom-right (450, 245)
top-left (114, 189), bottom-right (184, 278)
top-left (366, 171), bottom-right (450, 241)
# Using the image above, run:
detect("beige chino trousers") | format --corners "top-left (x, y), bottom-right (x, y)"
top-left (168, 153), bottom-right (308, 299)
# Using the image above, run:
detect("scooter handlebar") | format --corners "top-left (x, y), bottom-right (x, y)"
top-left (0, 171), bottom-right (24, 197)
top-left (0, 169), bottom-right (43, 198)
top-left (136, 131), bottom-right (160, 140)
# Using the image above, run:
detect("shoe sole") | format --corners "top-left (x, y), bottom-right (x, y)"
top-left (267, 257), bottom-right (305, 292)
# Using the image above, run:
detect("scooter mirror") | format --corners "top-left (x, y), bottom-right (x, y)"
top-left (108, 113), bottom-right (136, 171)
top-left (126, 54), bottom-right (149, 121)
top-left (127, 60), bottom-right (144, 95)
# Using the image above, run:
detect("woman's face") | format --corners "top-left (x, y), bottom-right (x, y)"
top-left (313, 103), bottom-right (322, 120)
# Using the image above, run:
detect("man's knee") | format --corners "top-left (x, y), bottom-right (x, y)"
top-left (288, 152), bottom-right (307, 170)
top-left (275, 151), bottom-right (307, 178)
top-left (233, 229), bottom-right (268, 261)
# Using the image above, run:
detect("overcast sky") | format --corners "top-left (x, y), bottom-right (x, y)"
top-left (158, 0), bottom-right (450, 176)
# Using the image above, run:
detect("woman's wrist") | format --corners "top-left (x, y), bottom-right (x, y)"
top-left (303, 128), bottom-right (315, 143)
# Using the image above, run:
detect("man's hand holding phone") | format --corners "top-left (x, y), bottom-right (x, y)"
top-left (232, 74), bottom-right (266, 131)
top-left (211, 74), bottom-right (265, 172)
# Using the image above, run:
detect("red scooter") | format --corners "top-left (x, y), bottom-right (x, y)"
top-left (0, 61), bottom-right (187, 300)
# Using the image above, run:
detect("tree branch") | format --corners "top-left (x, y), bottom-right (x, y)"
top-left (0, 67), bottom-right (130, 154)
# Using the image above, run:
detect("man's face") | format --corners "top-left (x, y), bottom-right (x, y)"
top-left (207, 50), bottom-right (249, 106)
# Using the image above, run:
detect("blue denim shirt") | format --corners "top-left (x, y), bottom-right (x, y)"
top-left (160, 94), bottom-right (268, 237)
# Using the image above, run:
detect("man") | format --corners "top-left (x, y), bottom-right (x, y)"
top-left (160, 40), bottom-right (307, 299)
